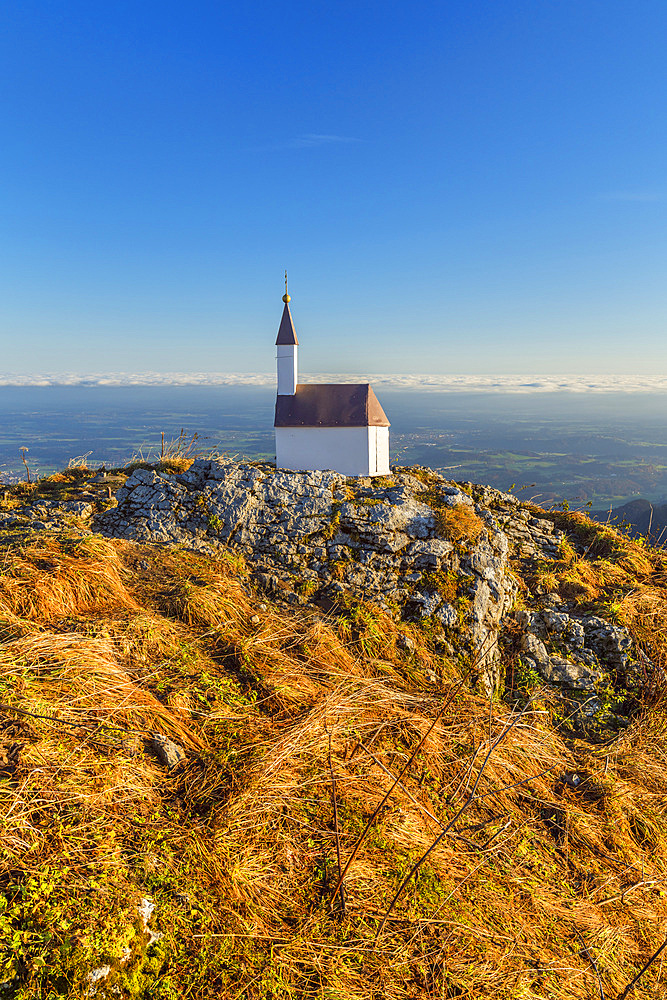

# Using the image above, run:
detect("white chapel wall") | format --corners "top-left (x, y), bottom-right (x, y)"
top-left (276, 426), bottom-right (384, 476)
top-left (369, 425), bottom-right (390, 475)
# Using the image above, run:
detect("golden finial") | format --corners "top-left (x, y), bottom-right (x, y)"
top-left (282, 270), bottom-right (291, 303)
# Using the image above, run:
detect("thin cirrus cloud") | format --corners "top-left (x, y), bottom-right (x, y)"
top-left (252, 133), bottom-right (362, 152)
top-left (292, 133), bottom-right (361, 148)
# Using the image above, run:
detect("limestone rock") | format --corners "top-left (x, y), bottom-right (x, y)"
top-left (520, 633), bottom-right (549, 664)
top-left (539, 656), bottom-right (599, 691)
top-left (518, 604), bottom-right (635, 679)
top-left (436, 603), bottom-right (458, 627)
top-left (95, 459), bottom-right (623, 699)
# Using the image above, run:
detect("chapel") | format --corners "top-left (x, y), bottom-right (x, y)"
top-left (273, 287), bottom-right (390, 477)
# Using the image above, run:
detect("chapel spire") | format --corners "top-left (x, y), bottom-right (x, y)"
top-left (275, 276), bottom-right (298, 346)
top-left (276, 276), bottom-right (298, 395)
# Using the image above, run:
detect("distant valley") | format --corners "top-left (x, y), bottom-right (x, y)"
top-left (1, 386), bottom-right (666, 519)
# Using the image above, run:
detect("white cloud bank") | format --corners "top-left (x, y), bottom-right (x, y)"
top-left (0, 373), bottom-right (666, 393)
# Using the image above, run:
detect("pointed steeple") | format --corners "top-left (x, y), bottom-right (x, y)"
top-left (275, 303), bottom-right (299, 345)
top-left (275, 273), bottom-right (299, 345)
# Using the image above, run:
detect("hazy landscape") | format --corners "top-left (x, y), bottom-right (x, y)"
top-left (2, 385), bottom-right (666, 514)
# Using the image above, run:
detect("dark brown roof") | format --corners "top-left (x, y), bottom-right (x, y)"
top-left (275, 303), bottom-right (299, 345)
top-left (275, 383), bottom-right (390, 428)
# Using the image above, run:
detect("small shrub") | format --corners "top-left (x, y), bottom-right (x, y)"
top-left (207, 513), bottom-right (224, 533)
top-left (296, 579), bottom-right (318, 598)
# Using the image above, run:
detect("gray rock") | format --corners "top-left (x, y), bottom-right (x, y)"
top-left (582, 616), bottom-right (633, 671)
top-left (397, 634), bottom-right (416, 653)
top-left (149, 733), bottom-right (185, 770)
top-left (338, 498), bottom-right (435, 540)
top-left (515, 607), bottom-right (534, 629)
top-left (542, 610), bottom-right (572, 632)
top-left (436, 603), bottom-right (458, 627)
top-left (405, 537), bottom-right (454, 569)
top-left (417, 591), bottom-right (442, 616)
top-left (328, 544), bottom-right (351, 561)
top-left (439, 490), bottom-right (474, 508)
top-left (521, 633), bottom-right (549, 664)
top-left (541, 610), bottom-right (586, 647)
top-left (539, 656), bottom-right (599, 691)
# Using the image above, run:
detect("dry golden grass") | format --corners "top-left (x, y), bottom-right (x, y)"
top-left (617, 589), bottom-right (667, 683)
top-left (1, 523), bottom-right (667, 998)
top-left (524, 507), bottom-right (664, 614)
top-left (398, 469), bottom-right (485, 548)
top-left (435, 503), bottom-right (485, 546)
top-left (0, 535), bottom-right (138, 631)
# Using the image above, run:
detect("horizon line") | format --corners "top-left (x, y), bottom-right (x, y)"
top-left (0, 372), bottom-right (666, 393)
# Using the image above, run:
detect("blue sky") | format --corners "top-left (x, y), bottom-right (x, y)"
top-left (1, 0), bottom-right (665, 376)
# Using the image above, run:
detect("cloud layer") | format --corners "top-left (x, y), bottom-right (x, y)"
top-left (0, 372), bottom-right (666, 393)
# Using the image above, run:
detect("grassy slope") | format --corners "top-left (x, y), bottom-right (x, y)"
top-left (1, 468), bottom-right (667, 998)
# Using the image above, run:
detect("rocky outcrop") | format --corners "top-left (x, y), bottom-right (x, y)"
top-left (98, 460), bottom-right (520, 693)
top-left (516, 603), bottom-right (633, 691)
top-left (508, 599), bottom-right (637, 729)
top-left (0, 458), bottom-right (647, 719)
top-left (0, 498), bottom-right (94, 534)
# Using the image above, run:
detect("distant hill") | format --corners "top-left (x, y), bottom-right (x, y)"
top-left (590, 497), bottom-right (667, 546)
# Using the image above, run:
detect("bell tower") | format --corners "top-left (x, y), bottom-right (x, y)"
top-left (276, 273), bottom-right (298, 396)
